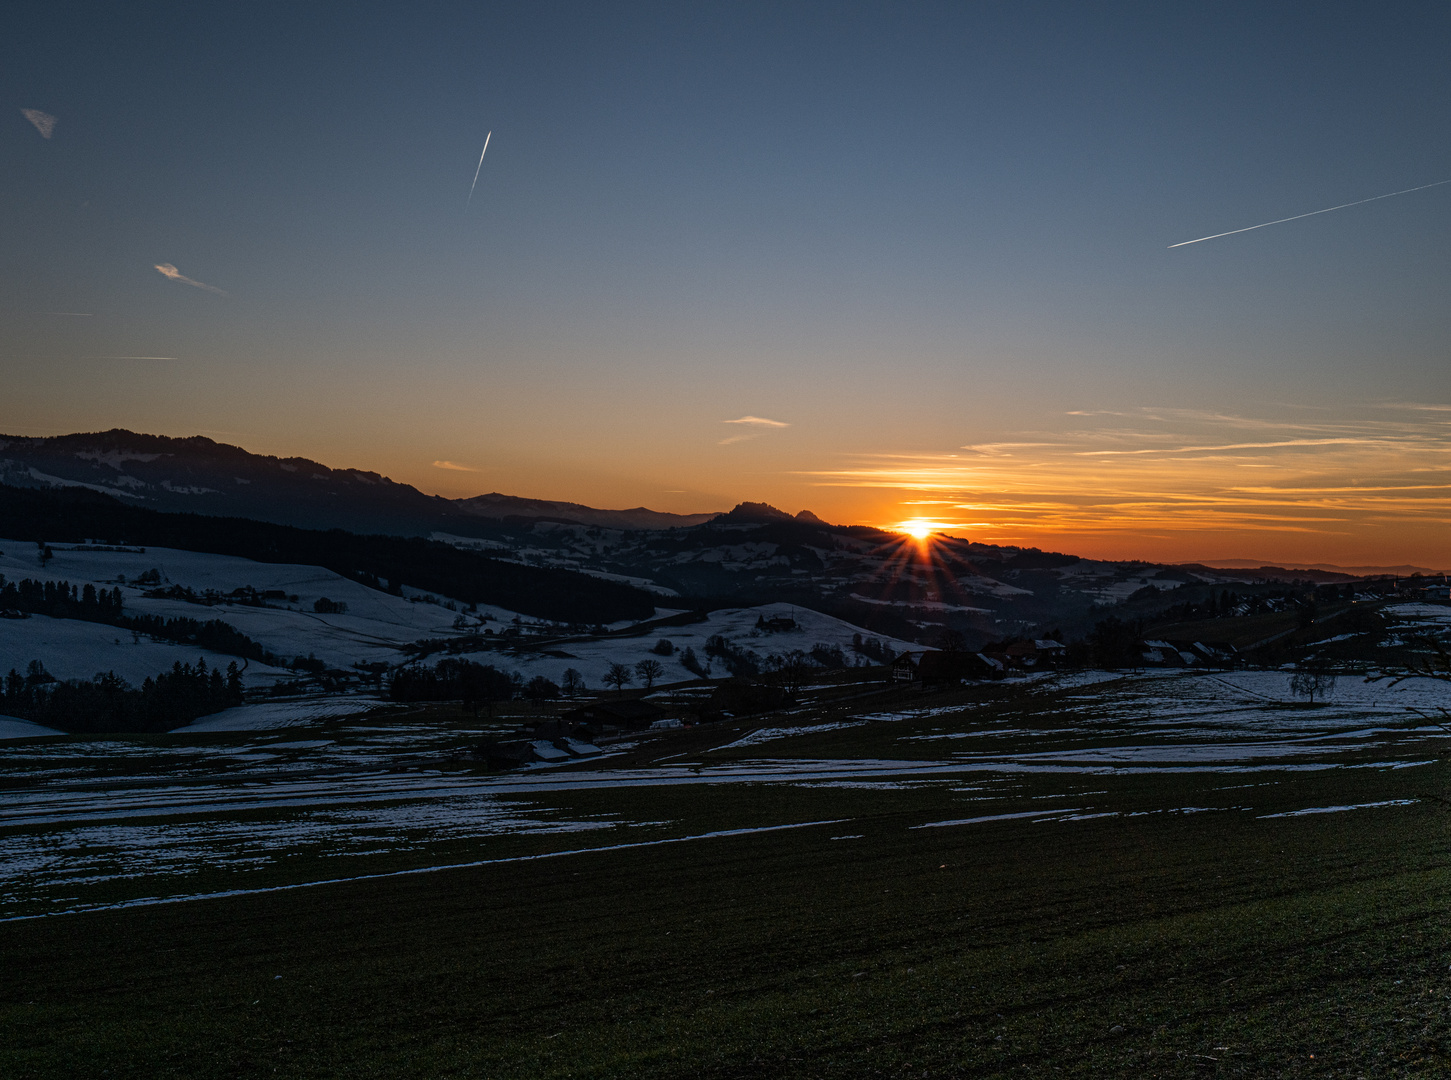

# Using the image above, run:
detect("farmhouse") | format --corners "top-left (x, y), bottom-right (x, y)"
top-left (916, 650), bottom-right (1002, 683)
top-left (893, 650), bottom-right (1002, 685)
top-left (755, 612), bottom-right (799, 632)
top-left (561, 698), bottom-right (667, 736)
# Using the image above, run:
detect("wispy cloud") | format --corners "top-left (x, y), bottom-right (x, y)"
top-left (720, 415), bottom-right (790, 445)
top-left (801, 405), bottom-right (1451, 552)
top-left (21, 109), bottom-right (56, 139)
top-left (154, 263), bottom-right (227, 296)
top-left (432, 460), bottom-right (478, 472)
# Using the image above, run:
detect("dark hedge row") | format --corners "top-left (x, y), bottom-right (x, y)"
top-left (388, 659), bottom-right (521, 712)
top-left (0, 574), bottom-right (284, 666)
top-left (0, 658), bottom-right (245, 733)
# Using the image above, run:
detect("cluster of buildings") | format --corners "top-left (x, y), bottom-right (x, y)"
top-left (473, 698), bottom-right (678, 769)
top-left (890, 635), bottom-right (1239, 687)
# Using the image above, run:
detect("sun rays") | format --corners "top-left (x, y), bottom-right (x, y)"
top-left (808, 404), bottom-right (1451, 561)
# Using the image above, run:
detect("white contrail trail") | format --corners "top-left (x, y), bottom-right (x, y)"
top-left (466, 131), bottom-right (491, 209)
top-left (1169, 177), bottom-right (1451, 248)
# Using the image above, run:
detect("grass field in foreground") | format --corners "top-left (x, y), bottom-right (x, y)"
top-left (3, 773), bottom-right (1451, 1079)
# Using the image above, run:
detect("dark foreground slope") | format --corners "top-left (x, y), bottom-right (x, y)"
top-left (2, 786), bottom-right (1447, 1079)
top-left (0, 484), bottom-right (655, 624)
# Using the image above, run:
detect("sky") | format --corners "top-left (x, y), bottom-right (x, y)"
top-left (4, 1), bottom-right (1451, 568)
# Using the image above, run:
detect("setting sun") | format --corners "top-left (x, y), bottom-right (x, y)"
top-left (899, 519), bottom-right (936, 540)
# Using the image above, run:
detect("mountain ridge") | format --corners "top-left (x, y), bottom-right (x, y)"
top-left (3, 429), bottom-right (1429, 649)
top-left (457, 492), bottom-right (720, 530)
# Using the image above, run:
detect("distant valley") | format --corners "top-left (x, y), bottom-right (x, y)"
top-left (1, 429), bottom-right (1442, 653)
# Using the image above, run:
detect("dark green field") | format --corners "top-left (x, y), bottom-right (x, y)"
top-left (4, 672), bottom-right (1451, 1076)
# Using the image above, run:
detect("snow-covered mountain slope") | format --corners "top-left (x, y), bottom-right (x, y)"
top-left (0, 429), bottom-right (716, 536)
top-left (1, 430), bottom-right (1374, 650)
top-left (430, 506), bottom-right (1259, 647)
top-left (0, 613), bottom-right (291, 688)
top-left (0, 430), bottom-right (472, 537)
top-left (456, 603), bottom-right (922, 691)
top-left (0, 540), bottom-right (472, 674)
top-left (0, 541), bottom-right (917, 690)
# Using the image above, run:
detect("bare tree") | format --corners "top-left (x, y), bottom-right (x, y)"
top-left (769, 649), bottom-right (812, 695)
top-left (635, 659), bottom-right (665, 689)
top-left (1289, 670), bottom-right (1336, 705)
top-left (561, 668), bottom-right (586, 697)
top-left (603, 662), bottom-right (634, 694)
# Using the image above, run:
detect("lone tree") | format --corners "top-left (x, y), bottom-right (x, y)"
top-left (1289, 669), bottom-right (1336, 705)
top-left (635, 658), bottom-right (664, 689)
top-left (603, 662), bottom-right (634, 694)
top-left (561, 668), bottom-right (586, 697)
top-left (523, 675), bottom-right (560, 701)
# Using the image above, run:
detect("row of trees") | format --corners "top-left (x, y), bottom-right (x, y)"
top-left (387, 659), bottom-right (522, 713)
top-left (0, 573), bottom-right (299, 669)
top-left (699, 634), bottom-right (870, 679)
top-left (0, 576), bottom-right (124, 619)
top-left (0, 658), bottom-right (245, 733)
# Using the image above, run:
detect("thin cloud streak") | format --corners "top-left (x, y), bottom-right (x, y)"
top-left (154, 263), bottom-right (227, 296)
top-left (432, 460), bottom-right (478, 472)
top-left (720, 415), bottom-right (790, 445)
top-left (1169, 177), bottom-right (1451, 248)
top-left (802, 406), bottom-right (1451, 552)
top-left (724, 416), bottom-right (789, 427)
top-left (466, 131), bottom-right (491, 210)
top-left (21, 109), bottom-right (56, 138)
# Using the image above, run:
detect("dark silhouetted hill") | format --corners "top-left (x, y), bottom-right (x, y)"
top-left (0, 483), bottom-right (656, 624)
top-left (457, 492), bottom-right (718, 530)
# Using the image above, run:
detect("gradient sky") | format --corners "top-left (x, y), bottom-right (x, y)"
top-left (5, 2), bottom-right (1451, 567)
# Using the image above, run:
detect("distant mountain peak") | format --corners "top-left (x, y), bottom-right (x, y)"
top-left (717, 501), bottom-right (796, 523)
top-left (794, 509), bottom-right (830, 525)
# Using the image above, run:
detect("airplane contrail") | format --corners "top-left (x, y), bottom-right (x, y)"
top-left (1169, 177), bottom-right (1451, 248)
top-left (466, 131), bottom-right (491, 210)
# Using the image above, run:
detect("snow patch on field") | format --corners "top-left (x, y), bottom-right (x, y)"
top-left (179, 696), bottom-right (384, 732)
top-left (451, 603), bottom-right (919, 690)
top-left (0, 715), bottom-right (63, 740)
top-left (711, 721), bottom-right (866, 751)
top-left (1258, 798), bottom-right (1418, 819)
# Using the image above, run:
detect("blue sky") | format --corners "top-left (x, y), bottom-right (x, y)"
top-left (5, 2), bottom-right (1451, 563)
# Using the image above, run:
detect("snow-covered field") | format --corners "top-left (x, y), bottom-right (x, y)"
top-left (463, 603), bottom-right (920, 690)
top-left (0, 613), bottom-right (291, 687)
top-left (0, 715), bottom-right (62, 739)
top-left (178, 695), bottom-right (385, 732)
top-left (2, 667), bottom-right (1446, 919)
top-left (0, 540), bottom-right (475, 671)
top-left (0, 542), bottom-right (916, 699)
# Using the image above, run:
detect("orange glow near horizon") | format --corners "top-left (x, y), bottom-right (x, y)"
top-left (802, 404), bottom-right (1451, 569)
